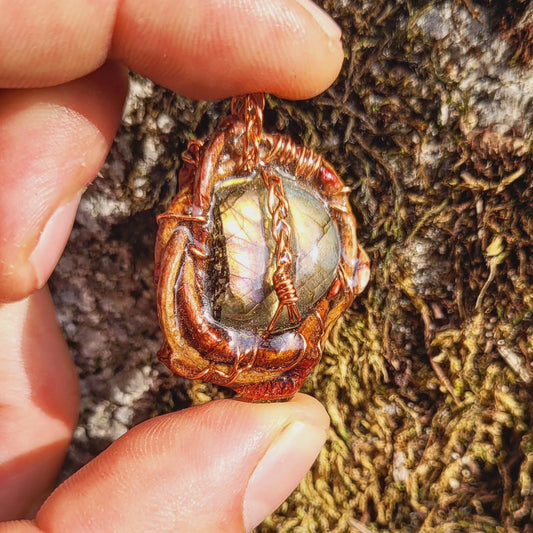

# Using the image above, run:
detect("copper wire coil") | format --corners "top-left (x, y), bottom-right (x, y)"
top-left (266, 135), bottom-right (323, 181)
top-left (232, 93), bottom-right (265, 173)
top-left (273, 277), bottom-right (299, 305)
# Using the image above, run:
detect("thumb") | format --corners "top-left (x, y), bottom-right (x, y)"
top-left (15, 394), bottom-right (329, 533)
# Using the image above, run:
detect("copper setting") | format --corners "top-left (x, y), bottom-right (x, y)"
top-left (154, 94), bottom-right (370, 401)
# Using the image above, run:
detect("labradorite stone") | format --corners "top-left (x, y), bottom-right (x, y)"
top-left (209, 171), bottom-right (340, 333)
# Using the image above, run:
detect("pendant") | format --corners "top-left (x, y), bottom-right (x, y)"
top-left (155, 94), bottom-right (370, 401)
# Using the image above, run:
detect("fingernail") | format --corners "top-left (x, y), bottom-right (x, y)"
top-left (243, 420), bottom-right (328, 532)
top-left (28, 193), bottom-right (81, 288)
top-left (294, 0), bottom-right (342, 41)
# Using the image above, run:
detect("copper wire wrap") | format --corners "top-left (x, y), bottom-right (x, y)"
top-left (265, 134), bottom-right (324, 182)
top-left (182, 139), bottom-right (204, 167)
top-left (261, 168), bottom-right (301, 335)
top-left (232, 93), bottom-right (265, 173)
top-left (231, 94), bottom-right (305, 335)
top-left (187, 343), bottom-right (260, 386)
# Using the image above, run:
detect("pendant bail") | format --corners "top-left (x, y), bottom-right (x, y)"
top-left (232, 93), bottom-right (265, 173)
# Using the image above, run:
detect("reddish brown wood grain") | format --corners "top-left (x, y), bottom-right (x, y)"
top-left (155, 117), bottom-right (370, 401)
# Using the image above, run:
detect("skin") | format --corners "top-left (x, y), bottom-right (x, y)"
top-left (0, 1), bottom-right (343, 531)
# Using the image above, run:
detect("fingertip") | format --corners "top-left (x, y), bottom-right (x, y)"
top-left (112, 0), bottom-right (343, 100)
top-left (240, 394), bottom-right (329, 531)
top-left (37, 395), bottom-right (329, 532)
top-left (273, 393), bottom-right (330, 431)
top-left (0, 0), bottom-right (120, 88)
top-left (0, 288), bottom-right (79, 520)
top-left (243, 416), bottom-right (328, 531)
top-left (0, 521), bottom-right (43, 533)
top-left (27, 194), bottom-right (82, 294)
top-left (0, 61), bottom-right (128, 303)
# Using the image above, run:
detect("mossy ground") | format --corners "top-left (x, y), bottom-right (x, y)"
top-left (251, 1), bottom-right (533, 531)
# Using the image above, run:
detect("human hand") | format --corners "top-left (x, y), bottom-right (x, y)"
top-left (0, 1), bottom-right (343, 531)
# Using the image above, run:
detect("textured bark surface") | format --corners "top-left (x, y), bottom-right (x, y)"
top-left (52, 1), bottom-right (533, 531)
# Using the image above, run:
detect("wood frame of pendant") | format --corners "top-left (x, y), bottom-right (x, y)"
top-left (154, 119), bottom-right (370, 401)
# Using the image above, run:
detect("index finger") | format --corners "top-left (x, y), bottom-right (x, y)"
top-left (0, 0), bottom-right (343, 99)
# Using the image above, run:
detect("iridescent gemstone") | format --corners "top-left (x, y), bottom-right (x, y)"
top-left (209, 169), bottom-right (340, 333)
